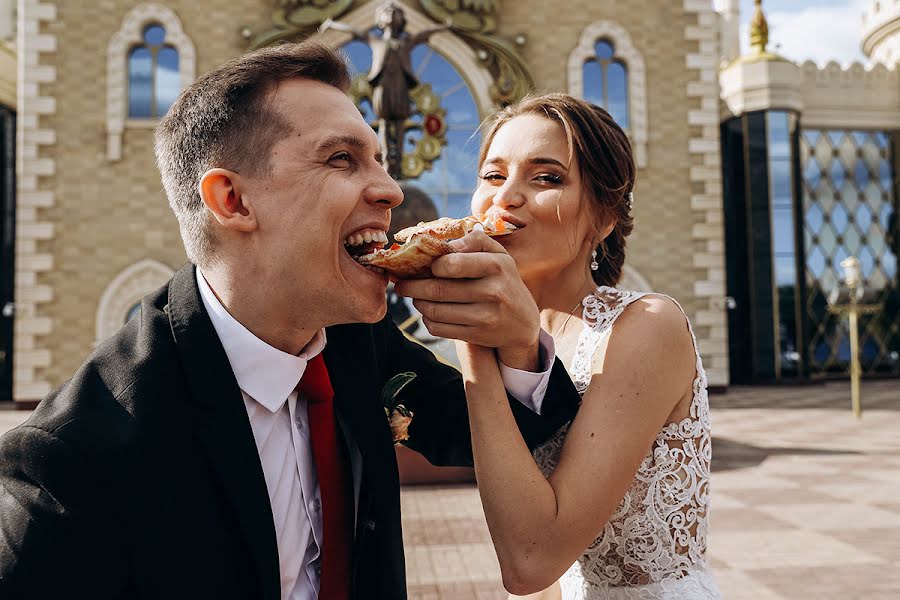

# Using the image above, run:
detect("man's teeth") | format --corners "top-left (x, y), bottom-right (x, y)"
top-left (344, 230), bottom-right (388, 246)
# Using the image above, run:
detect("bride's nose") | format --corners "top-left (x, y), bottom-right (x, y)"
top-left (491, 178), bottom-right (526, 210)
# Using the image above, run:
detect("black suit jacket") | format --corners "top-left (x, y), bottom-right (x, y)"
top-left (0, 264), bottom-right (579, 599)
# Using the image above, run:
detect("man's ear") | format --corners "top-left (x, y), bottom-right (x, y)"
top-left (199, 168), bottom-right (257, 233)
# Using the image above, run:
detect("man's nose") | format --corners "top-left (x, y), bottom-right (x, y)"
top-left (368, 167), bottom-right (404, 209)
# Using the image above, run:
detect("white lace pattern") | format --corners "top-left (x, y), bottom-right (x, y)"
top-left (532, 287), bottom-right (722, 599)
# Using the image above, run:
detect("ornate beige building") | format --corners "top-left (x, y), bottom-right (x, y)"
top-left (5, 0), bottom-right (898, 402)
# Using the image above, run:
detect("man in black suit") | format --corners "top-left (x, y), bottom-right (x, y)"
top-left (0, 42), bottom-right (578, 599)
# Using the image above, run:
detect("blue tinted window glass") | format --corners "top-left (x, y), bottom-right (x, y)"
top-left (358, 98), bottom-right (376, 125)
top-left (607, 61), bottom-right (628, 129)
top-left (447, 193), bottom-right (474, 220)
top-left (879, 160), bottom-right (892, 190)
top-left (804, 130), bottom-right (820, 147)
top-left (830, 160), bottom-right (845, 190)
top-left (768, 112), bottom-right (791, 159)
top-left (443, 128), bottom-right (480, 190)
top-left (772, 207), bottom-right (796, 256)
top-left (770, 159), bottom-right (793, 208)
top-left (884, 251), bottom-right (897, 280)
top-left (411, 47), bottom-right (461, 95)
top-left (831, 202), bottom-right (848, 233)
top-left (155, 46), bottom-right (179, 116)
top-left (143, 24), bottom-right (165, 46)
top-left (854, 159), bottom-right (870, 188)
top-left (775, 255), bottom-right (798, 286)
top-left (582, 59), bottom-right (603, 107)
top-left (342, 40), bottom-right (373, 75)
top-left (128, 46), bottom-right (153, 118)
top-left (803, 159), bottom-right (820, 190)
top-left (443, 87), bottom-right (479, 127)
top-left (595, 40), bottom-right (614, 60)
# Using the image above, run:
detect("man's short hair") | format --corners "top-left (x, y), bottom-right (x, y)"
top-left (154, 42), bottom-right (351, 266)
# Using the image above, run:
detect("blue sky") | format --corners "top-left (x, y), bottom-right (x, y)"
top-left (717, 0), bottom-right (870, 65)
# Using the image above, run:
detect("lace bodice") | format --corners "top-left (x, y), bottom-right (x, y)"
top-left (532, 287), bottom-right (721, 599)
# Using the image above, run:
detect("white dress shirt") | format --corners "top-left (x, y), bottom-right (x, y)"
top-left (196, 268), bottom-right (555, 599)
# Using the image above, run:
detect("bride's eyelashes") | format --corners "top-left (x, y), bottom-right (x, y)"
top-left (479, 172), bottom-right (564, 185)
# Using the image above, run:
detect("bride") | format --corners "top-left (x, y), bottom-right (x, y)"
top-left (452, 94), bottom-right (722, 599)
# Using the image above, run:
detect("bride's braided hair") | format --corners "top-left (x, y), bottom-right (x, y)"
top-left (478, 93), bottom-right (635, 287)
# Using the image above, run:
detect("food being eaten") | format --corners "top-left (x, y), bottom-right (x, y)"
top-left (357, 214), bottom-right (518, 279)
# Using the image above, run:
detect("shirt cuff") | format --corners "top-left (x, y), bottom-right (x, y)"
top-left (498, 329), bottom-right (556, 415)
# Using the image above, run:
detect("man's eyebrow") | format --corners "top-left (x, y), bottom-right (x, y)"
top-left (315, 134), bottom-right (371, 154)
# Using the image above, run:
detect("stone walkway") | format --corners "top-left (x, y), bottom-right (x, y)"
top-left (2, 380), bottom-right (898, 598)
top-left (400, 380), bottom-right (900, 599)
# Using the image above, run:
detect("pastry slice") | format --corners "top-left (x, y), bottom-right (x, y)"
top-left (358, 215), bottom-right (518, 279)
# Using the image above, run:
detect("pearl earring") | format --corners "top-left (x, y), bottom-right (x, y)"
top-left (590, 249), bottom-right (599, 271)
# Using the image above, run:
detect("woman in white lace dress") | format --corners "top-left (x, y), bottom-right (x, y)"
top-left (454, 94), bottom-right (722, 599)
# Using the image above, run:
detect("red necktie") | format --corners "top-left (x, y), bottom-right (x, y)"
top-left (297, 354), bottom-right (354, 600)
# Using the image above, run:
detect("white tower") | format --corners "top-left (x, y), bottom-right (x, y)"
top-left (863, 0), bottom-right (900, 66)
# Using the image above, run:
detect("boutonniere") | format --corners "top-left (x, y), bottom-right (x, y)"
top-left (381, 372), bottom-right (417, 444)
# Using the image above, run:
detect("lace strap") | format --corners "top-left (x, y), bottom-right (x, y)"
top-left (570, 287), bottom-right (708, 407)
top-left (569, 287), bottom-right (649, 393)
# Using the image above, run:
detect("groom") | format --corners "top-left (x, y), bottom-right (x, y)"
top-left (0, 43), bottom-right (578, 599)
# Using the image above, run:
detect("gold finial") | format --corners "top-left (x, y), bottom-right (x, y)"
top-left (749, 0), bottom-right (769, 55)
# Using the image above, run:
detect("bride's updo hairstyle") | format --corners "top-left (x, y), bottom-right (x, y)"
top-left (477, 93), bottom-right (635, 287)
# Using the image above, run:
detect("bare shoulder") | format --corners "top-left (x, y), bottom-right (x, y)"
top-left (595, 293), bottom-right (696, 394)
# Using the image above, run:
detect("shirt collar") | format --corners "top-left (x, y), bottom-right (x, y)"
top-left (195, 267), bottom-right (327, 412)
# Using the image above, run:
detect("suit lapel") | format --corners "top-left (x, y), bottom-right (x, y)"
top-left (167, 265), bottom-right (281, 600)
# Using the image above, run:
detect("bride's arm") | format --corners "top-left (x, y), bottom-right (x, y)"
top-left (458, 296), bottom-right (696, 596)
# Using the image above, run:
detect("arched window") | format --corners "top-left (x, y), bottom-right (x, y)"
top-left (568, 21), bottom-right (648, 168)
top-left (107, 4), bottom-right (195, 160)
top-left (583, 40), bottom-right (629, 129)
top-left (128, 24), bottom-right (180, 118)
top-left (343, 39), bottom-right (482, 219)
top-left (95, 259), bottom-right (174, 345)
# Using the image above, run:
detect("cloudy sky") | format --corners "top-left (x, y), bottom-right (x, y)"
top-left (715, 0), bottom-right (871, 65)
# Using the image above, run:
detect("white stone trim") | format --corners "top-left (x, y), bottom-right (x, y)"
top-left (95, 259), bottom-right (174, 344)
top-left (685, 0), bottom-right (729, 387)
top-left (14, 0), bottom-right (56, 401)
top-left (106, 3), bottom-right (195, 161)
top-left (567, 20), bottom-right (648, 168)
top-left (799, 60), bottom-right (900, 130)
top-left (310, 2), bottom-right (497, 119)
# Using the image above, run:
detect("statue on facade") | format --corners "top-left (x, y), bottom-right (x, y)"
top-left (320, 2), bottom-right (448, 178)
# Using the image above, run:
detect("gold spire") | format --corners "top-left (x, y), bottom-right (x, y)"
top-left (725, 0), bottom-right (787, 67)
top-left (749, 0), bottom-right (769, 55)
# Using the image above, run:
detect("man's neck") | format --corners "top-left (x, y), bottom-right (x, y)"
top-left (200, 266), bottom-right (322, 356)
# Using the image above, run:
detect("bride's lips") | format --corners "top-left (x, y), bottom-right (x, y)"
top-left (484, 212), bottom-right (527, 230)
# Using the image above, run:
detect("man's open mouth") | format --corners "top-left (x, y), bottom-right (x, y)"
top-left (343, 228), bottom-right (388, 274)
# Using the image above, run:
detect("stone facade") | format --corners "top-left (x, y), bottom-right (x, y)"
top-left (13, 0), bottom-right (731, 400)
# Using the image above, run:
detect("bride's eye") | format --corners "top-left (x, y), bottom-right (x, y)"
top-left (536, 173), bottom-right (563, 184)
top-left (480, 172), bottom-right (506, 182)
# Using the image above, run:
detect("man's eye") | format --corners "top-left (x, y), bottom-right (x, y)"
top-left (330, 152), bottom-right (352, 163)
